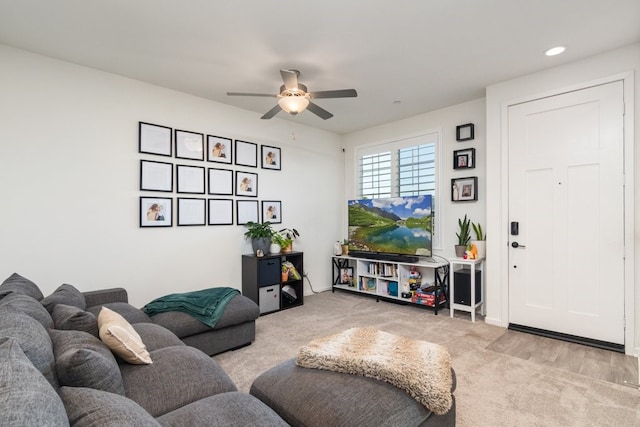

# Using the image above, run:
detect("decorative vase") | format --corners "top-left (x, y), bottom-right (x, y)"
top-left (281, 271), bottom-right (289, 282)
top-left (269, 243), bottom-right (282, 254)
top-left (454, 245), bottom-right (467, 258)
top-left (333, 241), bottom-right (343, 256)
top-left (252, 238), bottom-right (271, 256)
top-left (283, 243), bottom-right (293, 253)
top-left (341, 244), bottom-right (349, 256)
top-left (471, 240), bottom-right (486, 259)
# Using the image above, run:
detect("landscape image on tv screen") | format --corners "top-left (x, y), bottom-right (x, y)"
top-left (348, 195), bottom-right (432, 257)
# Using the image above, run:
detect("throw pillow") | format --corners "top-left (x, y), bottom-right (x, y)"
top-left (41, 283), bottom-right (86, 313)
top-left (52, 303), bottom-right (99, 337)
top-left (49, 329), bottom-right (125, 395)
top-left (98, 307), bottom-right (152, 364)
top-left (0, 292), bottom-right (54, 329)
top-left (61, 386), bottom-right (160, 427)
top-left (0, 272), bottom-right (44, 301)
top-left (0, 339), bottom-right (68, 426)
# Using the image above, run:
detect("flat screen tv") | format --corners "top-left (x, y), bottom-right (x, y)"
top-left (348, 195), bottom-right (433, 260)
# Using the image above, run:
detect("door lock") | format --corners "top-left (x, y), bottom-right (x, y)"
top-left (511, 241), bottom-right (526, 249)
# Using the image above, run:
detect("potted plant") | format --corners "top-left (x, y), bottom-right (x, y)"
top-left (270, 232), bottom-right (289, 254)
top-left (471, 221), bottom-right (486, 259)
top-left (341, 239), bottom-right (349, 256)
top-left (278, 228), bottom-right (300, 253)
top-left (244, 221), bottom-right (274, 255)
top-left (455, 215), bottom-right (471, 257)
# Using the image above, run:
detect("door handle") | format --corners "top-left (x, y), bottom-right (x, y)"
top-left (511, 242), bottom-right (526, 249)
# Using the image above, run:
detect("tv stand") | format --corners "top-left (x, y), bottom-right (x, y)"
top-left (331, 254), bottom-right (449, 314)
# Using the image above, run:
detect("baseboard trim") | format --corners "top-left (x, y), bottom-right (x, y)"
top-left (508, 323), bottom-right (625, 354)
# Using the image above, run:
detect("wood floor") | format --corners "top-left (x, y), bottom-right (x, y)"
top-left (486, 328), bottom-right (639, 387)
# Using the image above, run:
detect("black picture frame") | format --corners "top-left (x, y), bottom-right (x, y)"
top-left (451, 176), bottom-right (478, 202)
top-left (175, 129), bottom-right (204, 160)
top-left (177, 198), bottom-right (206, 226)
top-left (208, 199), bottom-right (234, 225)
top-left (456, 123), bottom-right (475, 142)
top-left (261, 200), bottom-right (282, 224)
top-left (453, 148), bottom-right (476, 169)
top-left (176, 164), bottom-right (205, 194)
top-left (234, 140), bottom-right (258, 167)
top-left (139, 122), bottom-right (172, 157)
top-left (235, 171), bottom-right (258, 197)
top-left (140, 197), bottom-right (172, 227)
top-left (140, 160), bottom-right (173, 192)
top-left (261, 145), bottom-right (281, 170)
top-left (207, 135), bottom-right (232, 164)
top-left (236, 200), bottom-right (259, 225)
top-left (339, 267), bottom-right (354, 285)
top-left (208, 168), bottom-right (234, 195)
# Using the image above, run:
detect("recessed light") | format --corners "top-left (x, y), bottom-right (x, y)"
top-left (545, 46), bottom-right (566, 56)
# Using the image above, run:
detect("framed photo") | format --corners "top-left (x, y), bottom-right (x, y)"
top-left (140, 197), bottom-right (172, 227)
top-left (177, 198), bottom-right (206, 226)
top-left (175, 129), bottom-right (204, 160)
top-left (339, 267), bottom-right (354, 285)
top-left (236, 200), bottom-right (259, 225)
top-left (456, 123), bottom-right (475, 142)
top-left (208, 199), bottom-right (234, 225)
top-left (261, 145), bottom-right (281, 170)
top-left (453, 148), bottom-right (476, 169)
top-left (139, 122), bottom-right (172, 157)
top-left (208, 168), bottom-right (233, 195)
top-left (262, 200), bottom-right (281, 224)
top-left (177, 165), bottom-right (205, 194)
top-left (451, 176), bottom-right (478, 202)
top-left (140, 160), bottom-right (173, 192)
top-left (235, 140), bottom-right (258, 167)
top-left (207, 135), bottom-right (232, 164)
top-left (235, 171), bottom-right (258, 197)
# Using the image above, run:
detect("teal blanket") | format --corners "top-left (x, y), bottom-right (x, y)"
top-left (142, 287), bottom-right (240, 328)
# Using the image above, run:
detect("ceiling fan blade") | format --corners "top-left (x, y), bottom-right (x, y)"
top-left (280, 70), bottom-right (299, 91)
top-left (227, 92), bottom-right (277, 97)
top-left (260, 104), bottom-right (282, 119)
top-left (306, 101), bottom-right (333, 120)
top-left (309, 89), bottom-right (358, 99)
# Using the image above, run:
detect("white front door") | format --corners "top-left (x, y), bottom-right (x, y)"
top-left (507, 81), bottom-right (625, 345)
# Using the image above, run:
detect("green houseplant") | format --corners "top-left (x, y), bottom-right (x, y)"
top-left (471, 221), bottom-right (486, 259)
top-left (278, 228), bottom-right (300, 252)
top-left (455, 215), bottom-right (471, 257)
top-left (244, 221), bottom-right (274, 255)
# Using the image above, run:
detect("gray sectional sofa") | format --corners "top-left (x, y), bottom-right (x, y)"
top-left (0, 273), bottom-right (287, 426)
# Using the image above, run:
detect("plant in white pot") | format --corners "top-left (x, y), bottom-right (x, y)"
top-left (471, 222), bottom-right (486, 259)
top-left (455, 215), bottom-right (471, 257)
top-left (244, 221), bottom-right (275, 255)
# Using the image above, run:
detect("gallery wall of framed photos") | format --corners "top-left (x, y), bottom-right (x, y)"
top-left (452, 122), bottom-right (478, 203)
top-left (138, 121), bottom-right (283, 228)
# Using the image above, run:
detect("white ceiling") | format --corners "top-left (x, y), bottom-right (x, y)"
top-left (1, 1), bottom-right (638, 134)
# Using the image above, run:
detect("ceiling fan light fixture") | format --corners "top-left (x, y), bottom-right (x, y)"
top-left (278, 93), bottom-right (310, 115)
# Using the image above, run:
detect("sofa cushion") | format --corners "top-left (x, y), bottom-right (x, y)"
top-left (119, 346), bottom-right (237, 417)
top-left (98, 307), bottom-right (152, 364)
top-left (41, 283), bottom-right (86, 313)
top-left (0, 291), bottom-right (54, 329)
top-left (87, 302), bottom-right (153, 324)
top-left (0, 272), bottom-right (44, 301)
top-left (0, 339), bottom-right (68, 427)
top-left (49, 329), bottom-right (125, 395)
top-left (132, 323), bottom-right (185, 351)
top-left (52, 303), bottom-right (99, 337)
top-left (151, 295), bottom-right (259, 338)
top-left (157, 391), bottom-right (288, 427)
top-left (0, 311), bottom-right (58, 389)
top-left (61, 387), bottom-right (160, 427)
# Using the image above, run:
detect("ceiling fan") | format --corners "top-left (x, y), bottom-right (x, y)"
top-left (227, 69), bottom-right (357, 120)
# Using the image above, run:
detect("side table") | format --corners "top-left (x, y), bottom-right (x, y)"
top-left (449, 257), bottom-right (484, 322)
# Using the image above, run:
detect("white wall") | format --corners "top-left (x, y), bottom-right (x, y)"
top-left (341, 98), bottom-right (487, 259)
top-left (485, 43), bottom-right (639, 354)
top-left (0, 44), bottom-right (342, 307)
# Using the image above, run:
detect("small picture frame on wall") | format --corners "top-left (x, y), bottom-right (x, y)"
top-left (175, 129), bottom-right (204, 160)
top-left (208, 168), bottom-right (233, 195)
top-left (236, 200), bottom-right (259, 225)
top-left (139, 122), bottom-right (172, 157)
top-left (451, 177), bottom-right (478, 202)
top-left (140, 160), bottom-right (173, 192)
top-left (262, 200), bottom-right (281, 224)
top-left (177, 198), bottom-right (206, 226)
top-left (235, 140), bottom-right (258, 167)
top-left (208, 199), bottom-right (233, 225)
top-left (453, 148), bottom-right (476, 169)
top-left (177, 165), bottom-right (205, 194)
top-left (456, 123), bottom-right (475, 142)
top-left (207, 135), bottom-right (232, 164)
top-left (140, 197), bottom-right (172, 227)
top-left (235, 171), bottom-right (258, 197)
top-left (261, 145), bottom-right (281, 170)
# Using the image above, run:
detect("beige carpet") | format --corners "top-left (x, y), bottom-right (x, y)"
top-left (214, 291), bottom-right (640, 426)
